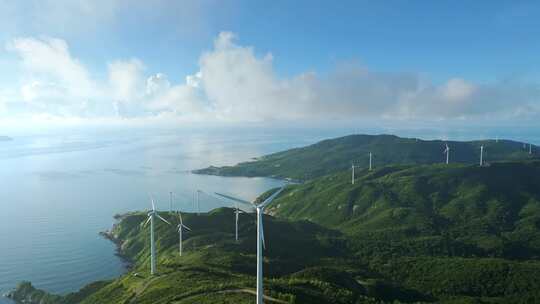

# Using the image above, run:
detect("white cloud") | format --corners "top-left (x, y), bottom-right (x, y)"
top-left (108, 59), bottom-right (145, 103)
top-left (3, 32), bottom-right (540, 126)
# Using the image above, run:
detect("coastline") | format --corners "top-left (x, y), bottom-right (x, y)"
top-left (98, 214), bottom-right (135, 270)
top-left (3, 215), bottom-right (132, 304)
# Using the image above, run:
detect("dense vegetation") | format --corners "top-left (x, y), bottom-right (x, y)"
top-left (8, 208), bottom-right (428, 304)
top-left (265, 160), bottom-right (540, 302)
top-left (194, 134), bottom-right (537, 180)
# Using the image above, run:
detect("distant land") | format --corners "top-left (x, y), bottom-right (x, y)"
top-left (0, 136), bottom-right (12, 141)
top-left (193, 134), bottom-right (538, 180)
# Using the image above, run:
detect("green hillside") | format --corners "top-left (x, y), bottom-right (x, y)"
top-left (8, 160), bottom-right (540, 303)
top-left (194, 134), bottom-right (538, 180)
top-left (7, 208), bottom-right (430, 304)
top-left (268, 161), bottom-right (540, 259)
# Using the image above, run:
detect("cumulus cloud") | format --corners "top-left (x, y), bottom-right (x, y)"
top-left (3, 32), bottom-right (540, 125)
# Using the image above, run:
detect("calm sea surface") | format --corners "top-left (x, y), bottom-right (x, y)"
top-left (0, 127), bottom-right (538, 303)
top-left (0, 128), bottom-right (334, 303)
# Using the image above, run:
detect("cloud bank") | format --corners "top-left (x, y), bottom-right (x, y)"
top-left (1, 32), bottom-right (539, 126)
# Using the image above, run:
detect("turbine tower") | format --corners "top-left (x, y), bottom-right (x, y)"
top-left (215, 185), bottom-right (287, 304)
top-left (197, 190), bottom-right (201, 215)
top-left (530, 143), bottom-right (533, 155)
top-left (177, 212), bottom-right (191, 256)
top-left (369, 152), bottom-right (373, 171)
top-left (480, 145), bottom-right (484, 166)
top-left (143, 198), bottom-right (171, 275)
top-left (443, 144), bottom-right (450, 165)
top-left (169, 191), bottom-right (173, 213)
top-left (351, 162), bottom-right (355, 185)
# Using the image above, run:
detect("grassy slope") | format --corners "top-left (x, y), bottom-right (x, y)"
top-left (193, 134), bottom-right (538, 180)
top-left (11, 208), bottom-right (426, 304)
top-left (269, 161), bottom-right (540, 258)
top-left (264, 161), bottom-right (540, 302)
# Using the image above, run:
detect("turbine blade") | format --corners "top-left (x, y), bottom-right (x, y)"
top-left (143, 216), bottom-right (151, 227)
top-left (182, 224), bottom-right (191, 231)
top-left (214, 192), bottom-right (253, 206)
top-left (151, 198), bottom-right (156, 211)
top-left (156, 214), bottom-right (171, 225)
top-left (259, 185), bottom-right (287, 209)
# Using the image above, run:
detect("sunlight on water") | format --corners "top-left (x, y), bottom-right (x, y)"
top-left (0, 129), bottom-right (328, 302)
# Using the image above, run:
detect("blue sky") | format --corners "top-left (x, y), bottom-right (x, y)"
top-left (0, 0), bottom-right (539, 130)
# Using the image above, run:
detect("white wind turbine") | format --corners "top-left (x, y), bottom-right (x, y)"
top-left (369, 152), bottom-right (373, 171)
top-left (143, 198), bottom-right (171, 275)
top-left (480, 145), bottom-right (484, 166)
top-left (177, 212), bottom-right (191, 256)
top-left (215, 185), bottom-right (287, 304)
top-left (351, 162), bottom-right (356, 184)
top-left (169, 191), bottom-right (173, 213)
top-left (192, 190), bottom-right (202, 215)
top-left (443, 143), bottom-right (450, 164)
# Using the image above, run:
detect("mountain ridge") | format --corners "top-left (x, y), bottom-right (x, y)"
top-left (193, 134), bottom-right (538, 180)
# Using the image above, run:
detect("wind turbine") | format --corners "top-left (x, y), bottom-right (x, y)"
top-left (351, 162), bottom-right (354, 184)
top-left (234, 202), bottom-right (245, 242)
top-left (177, 212), bottom-right (191, 256)
top-left (480, 145), bottom-right (484, 166)
top-left (192, 190), bottom-right (202, 215)
top-left (530, 143), bottom-right (533, 155)
top-left (196, 190), bottom-right (201, 215)
top-left (169, 191), bottom-right (173, 214)
top-left (143, 198), bottom-right (171, 275)
top-left (369, 152), bottom-right (373, 171)
top-left (443, 144), bottom-right (450, 165)
top-left (215, 185), bottom-right (287, 304)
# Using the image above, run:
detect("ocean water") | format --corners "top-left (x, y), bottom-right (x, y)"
top-left (0, 128), bottom-right (331, 303)
top-left (0, 126), bottom-right (538, 303)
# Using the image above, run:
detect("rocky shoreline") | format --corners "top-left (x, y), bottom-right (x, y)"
top-left (3, 214), bottom-right (132, 304)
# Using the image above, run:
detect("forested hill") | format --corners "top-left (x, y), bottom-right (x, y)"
top-left (268, 160), bottom-right (540, 260)
top-left (194, 134), bottom-right (538, 180)
top-left (8, 161), bottom-right (540, 303)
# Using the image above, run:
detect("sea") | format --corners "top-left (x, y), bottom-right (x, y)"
top-left (0, 126), bottom-right (538, 303)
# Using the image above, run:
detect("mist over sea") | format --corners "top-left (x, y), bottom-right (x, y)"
top-left (0, 126), bottom-right (538, 303)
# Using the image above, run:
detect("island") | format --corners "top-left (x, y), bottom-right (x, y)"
top-left (6, 134), bottom-right (540, 303)
top-left (193, 134), bottom-right (538, 180)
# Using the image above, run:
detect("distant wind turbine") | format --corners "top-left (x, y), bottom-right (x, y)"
top-left (177, 212), bottom-right (191, 256)
top-left (369, 152), bottom-right (373, 171)
top-left (169, 191), bottom-right (173, 214)
top-left (143, 198), bottom-right (171, 275)
top-left (443, 144), bottom-right (450, 165)
top-left (192, 190), bottom-right (202, 215)
top-left (351, 162), bottom-right (355, 185)
top-left (530, 143), bottom-right (533, 155)
top-left (197, 190), bottom-right (201, 215)
top-left (215, 185), bottom-right (287, 304)
top-left (480, 145), bottom-right (484, 166)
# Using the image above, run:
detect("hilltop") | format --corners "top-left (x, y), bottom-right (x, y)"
top-left (193, 134), bottom-right (537, 180)
top-left (0, 136), bottom-right (11, 141)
